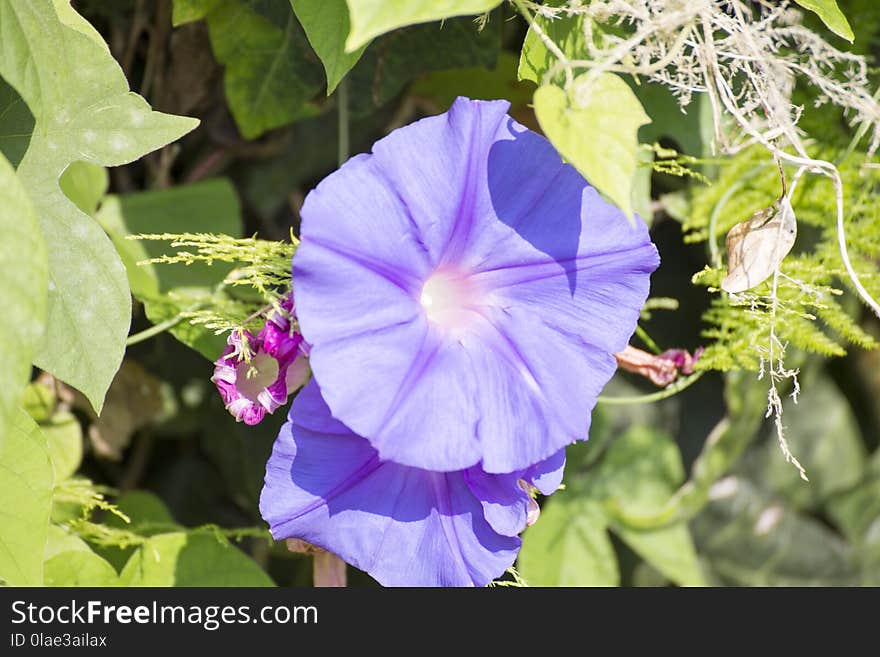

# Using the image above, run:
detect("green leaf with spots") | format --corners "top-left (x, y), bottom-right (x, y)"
top-left (344, 0), bottom-right (502, 51)
top-left (44, 549), bottom-right (120, 586)
top-left (291, 0), bottom-right (366, 94)
top-left (0, 0), bottom-right (198, 413)
top-left (534, 73), bottom-right (650, 220)
top-left (119, 532), bottom-right (274, 586)
top-left (0, 151), bottom-right (46, 450)
top-left (794, 0), bottom-right (854, 42)
top-left (0, 410), bottom-right (53, 586)
top-left (518, 493), bottom-right (619, 586)
top-left (51, 0), bottom-right (111, 48)
top-left (204, 0), bottom-right (324, 138)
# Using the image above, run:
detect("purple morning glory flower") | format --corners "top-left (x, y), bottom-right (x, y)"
top-left (259, 380), bottom-right (564, 587)
top-left (292, 97), bottom-right (660, 473)
top-left (212, 295), bottom-right (310, 425)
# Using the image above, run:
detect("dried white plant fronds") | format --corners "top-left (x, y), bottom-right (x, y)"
top-left (522, 0), bottom-right (879, 158)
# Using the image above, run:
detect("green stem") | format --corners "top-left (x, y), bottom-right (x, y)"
top-left (597, 371), bottom-right (704, 405)
top-left (635, 325), bottom-right (662, 354)
top-left (125, 313), bottom-right (185, 346)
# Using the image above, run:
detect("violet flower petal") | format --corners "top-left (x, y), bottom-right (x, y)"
top-left (259, 381), bottom-right (525, 587)
top-left (293, 97), bottom-right (659, 473)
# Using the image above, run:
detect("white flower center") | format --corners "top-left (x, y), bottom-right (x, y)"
top-left (420, 270), bottom-right (480, 330)
top-left (235, 352), bottom-right (279, 401)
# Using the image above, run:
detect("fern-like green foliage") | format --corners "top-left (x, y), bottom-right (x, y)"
top-left (684, 147), bottom-right (879, 372)
top-left (131, 232), bottom-right (297, 335)
top-left (647, 144), bottom-right (709, 184)
top-left (54, 477), bottom-right (130, 523)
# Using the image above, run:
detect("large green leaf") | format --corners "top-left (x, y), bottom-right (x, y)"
top-left (693, 477), bottom-right (858, 585)
top-left (0, 0), bottom-right (198, 413)
top-left (344, 0), bottom-right (502, 51)
top-left (205, 0), bottom-right (323, 139)
top-left (593, 427), bottom-right (686, 516)
top-left (0, 151), bottom-right (45, 449)
top-left (820, 400), bottom-right (880, 542)
top-left (96, 178), bottom-right (243, 359)
top-left (50, 0), bottom-right (111, 48)
top-left (534, 73), bottom-right (650, 220)
top-left (44, 525), bottom-right (91, 560)
top-left (119, 532), bottom-right (274, 586)
top-left (794, 0), bottom-right (854, 42)
top-left (518, 494), bottom-right (619, 586)
top-left (0, 409), bottom-right (53, 585)
top-left (826, 468), bottom-right (880, 543)
top-left (592, 426), bottom-right (706, 586)
top-left (44, 549), bottom-right (119, 586)
top-left (291, 0), bottom-right (366, 93)
top-left (612, 523), bottom-right (705, 587)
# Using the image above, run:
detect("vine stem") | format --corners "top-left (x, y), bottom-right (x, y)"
top-left (634, 325), bottom-right (662, 354)
top-left (125, 313), bottom-right (185, 346)
top-left (597, 371), bottom-right (703, 405)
